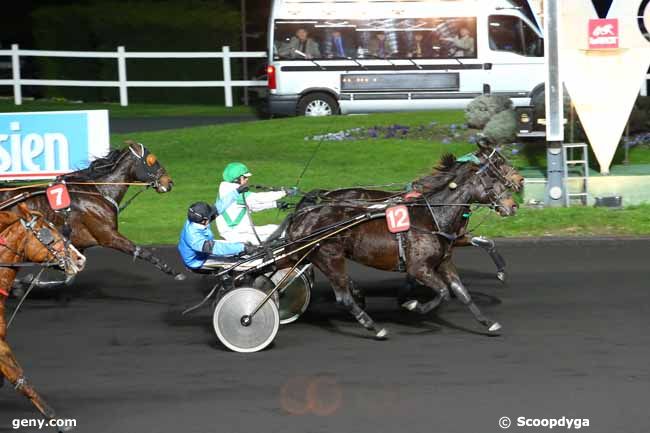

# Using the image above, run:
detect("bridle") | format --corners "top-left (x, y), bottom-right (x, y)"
top-left (129, 142), bottom-right (167, 190)
top-left (477, 147), bottom-right (522, 192)
top-left (0, 215), bottom-right (71, 270)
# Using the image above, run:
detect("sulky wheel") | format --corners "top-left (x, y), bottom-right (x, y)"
top-left (272, 267), bottom-right (312, 325)
top-left (213, 287), bottom-right (279, 353)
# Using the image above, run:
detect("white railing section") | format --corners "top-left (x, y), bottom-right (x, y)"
top-left (0, 44), bottom-right (268, 107)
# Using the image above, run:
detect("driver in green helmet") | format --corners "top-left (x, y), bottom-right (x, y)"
top-left (215, 162), bottom-right (290, 245)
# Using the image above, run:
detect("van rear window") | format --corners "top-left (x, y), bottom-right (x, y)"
top-left (273, 18), bottom-right (477, 61)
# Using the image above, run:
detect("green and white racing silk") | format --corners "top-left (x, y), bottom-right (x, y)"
top-left (215, 181), bottom-right (286, 241)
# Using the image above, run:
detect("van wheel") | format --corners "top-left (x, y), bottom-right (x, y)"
top-left (298, 93), bottom-right (339, 116)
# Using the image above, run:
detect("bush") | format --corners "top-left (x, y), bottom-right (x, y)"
top-left (464, 95), bottom-right (512, 129)
top-left (31, 1), bottom-right (241, 104)
top-left (483, 109), bottom-right (517, 144)
top-left (629, 95), bottom-right (650, 133)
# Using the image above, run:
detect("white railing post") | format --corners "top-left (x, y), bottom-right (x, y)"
top-left (117, 46), bottom-right (128, 106)
top-left (222, 46), bottom-right (233, 107)
top-left (641, 76), bottom-right (648, 97)
top-left (11, 44), bottom-right (22, 105)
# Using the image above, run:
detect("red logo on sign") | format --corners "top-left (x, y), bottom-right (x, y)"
top-left (386, 205), bottom-right (410, 233)
top-left (588, 18), bottom-right (618, 49)
top-left (46, 183), bottom-right (71, 210)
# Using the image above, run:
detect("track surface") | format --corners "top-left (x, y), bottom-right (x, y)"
top-left (1, 240), bottom-right (648, 433)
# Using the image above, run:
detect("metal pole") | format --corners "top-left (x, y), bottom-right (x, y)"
top-left (222, 46), bottom-right (233, 107)
top-left (11, 44), bottom-right (22, 105)
top-left (241, 0), bottom-right (249, 106)
top-left (117, 46), bottom-right (128, 106)
top-left (543, 0), bottom-right (565, 207)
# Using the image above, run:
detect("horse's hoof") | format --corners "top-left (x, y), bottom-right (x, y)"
top-left (401, 300), bottom-right (419, 311)
top-left (496, 271), bottom-right (506, 283)
top-left (488, 322), bottom-right (502, 334)
top-left (174, 273), bottom-right (187, 281)
top-left (375, 328), bottom-right (389, 340)
top-left (58, 423), bottom-right (75, 432)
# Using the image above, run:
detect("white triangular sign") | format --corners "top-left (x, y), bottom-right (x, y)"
top-left (559, 0), bottom-right (650, 173)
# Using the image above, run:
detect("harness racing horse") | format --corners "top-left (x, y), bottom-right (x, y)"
top-left (0, 203), bottom-right (86, 425)
top-left (0, 141), bottom-right (184, 290)
top-left (285, 152), bottom-right (518, 339)
top-left (300, 143), bottom-right (523, 283)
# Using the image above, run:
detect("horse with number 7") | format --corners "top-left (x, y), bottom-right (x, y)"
top-left (0, 141), bottom-right (184, 293)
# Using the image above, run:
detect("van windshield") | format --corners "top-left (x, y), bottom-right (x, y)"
top-left (273, 18), bottom-right (477, 60)
top-left (488, 15), bottom-right (543, 57)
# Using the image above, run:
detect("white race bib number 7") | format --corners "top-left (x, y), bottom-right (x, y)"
top-left (46, 183), bottom-right (71, 210)
top-left (386, 205), bottom-right (410, 233)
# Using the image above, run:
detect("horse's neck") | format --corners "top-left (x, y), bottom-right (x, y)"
top-left (0, 267), bottom-right (18, 295)
top-left (94, 155), bottom-right (134, 203)
top-left (427, 188), bottom-right (470, 234)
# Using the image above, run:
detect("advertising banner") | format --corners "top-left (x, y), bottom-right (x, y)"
top-left (0, 110), bottom-right (110, 180)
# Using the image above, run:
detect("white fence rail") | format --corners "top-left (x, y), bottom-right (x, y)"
top-left (0, 44), bottom-right (268, 107)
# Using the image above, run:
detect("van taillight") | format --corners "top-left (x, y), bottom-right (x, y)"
top-left (267, 65), bottom-right (276, 90)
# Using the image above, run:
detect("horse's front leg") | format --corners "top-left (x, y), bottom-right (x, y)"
top-left (437, 258), bottom-right (502, 335)
top-left (96, 230), bottom-right (186, 281)
top-left (0, 302), bottom-right (57, 420)
top-left (456, 234), bottom-right (507, 282)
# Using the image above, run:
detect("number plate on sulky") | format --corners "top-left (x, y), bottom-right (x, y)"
top-left (385, 205), bottom-right (410, 233)
top-left (46, 183), bottom-right (71, 210)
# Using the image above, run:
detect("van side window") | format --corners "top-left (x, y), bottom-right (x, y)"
top-left (273, 18), bottom-right (477, 60)
top-left (489, 15), bottom-right (543, 57)
top-left (274, 24), bottom-right (324, 60)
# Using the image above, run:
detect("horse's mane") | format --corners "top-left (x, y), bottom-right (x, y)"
top-left (436, 153), bottom-right (457, 172)
top-left (412, 152), bottom-right (461, 192)
top-left (60, 148), bottom-right (127, 181)
top-left (0, 211), bottom-right (20, 230)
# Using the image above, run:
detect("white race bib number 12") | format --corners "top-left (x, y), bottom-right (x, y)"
top-left (386, 205), bottom-right (410, 233)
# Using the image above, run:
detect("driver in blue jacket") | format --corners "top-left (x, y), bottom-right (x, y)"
top-left (178, 185), bottom-right (256, 270)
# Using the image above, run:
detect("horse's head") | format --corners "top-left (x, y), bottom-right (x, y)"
top-left (448, 154), bottom-right (519, 217)
top-left (4, 204), bottom-right (87, 276)
top-left (475, 138), bottom-right (525, 192)
top-left (125, 140), bottom-right (174, 193)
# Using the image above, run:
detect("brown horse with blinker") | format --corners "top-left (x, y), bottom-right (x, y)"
top-left (0, 141), bottom-right (184, 291)
top-left (0, 203), bottom-right (86, 426)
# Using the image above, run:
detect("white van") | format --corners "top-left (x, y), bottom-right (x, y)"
top-left (267, 0), bottom-right (545, 116)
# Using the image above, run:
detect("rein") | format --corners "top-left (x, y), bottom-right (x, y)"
top-left (6, 268), bottom-right (46, 328)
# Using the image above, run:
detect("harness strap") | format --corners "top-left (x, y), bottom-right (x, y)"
top-left (395, 232), bottom-right (407, 272)
top-left (103, 195), bottom-right (120, 213)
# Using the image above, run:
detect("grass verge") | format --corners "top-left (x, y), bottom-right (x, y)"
top-left (108, 111), bottom-right (650, 244)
